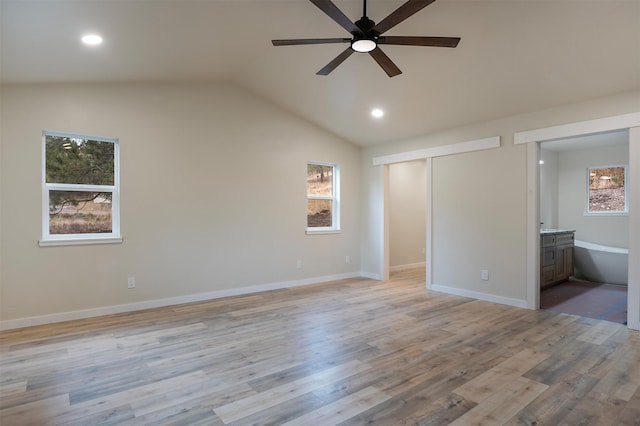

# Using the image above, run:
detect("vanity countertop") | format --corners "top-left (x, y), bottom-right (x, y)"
top-left (540, 228), bottom-right (576, 235)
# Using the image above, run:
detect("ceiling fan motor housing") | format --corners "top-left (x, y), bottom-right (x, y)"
top-left (354, 16), bottom-right (376, 33)
top-left (352, 16), bottom-right (379, 52)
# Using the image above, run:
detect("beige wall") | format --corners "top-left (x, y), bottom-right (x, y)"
top-left (361, 90), bottom-right (640, 303)
top-left (558, 142), bottom-right (629, 248)
top-left (539, 148), bottom-right (559, 229)
top-left (1, 83), bottom-right (638, 327)
top-left (389, 161), bottom-right (426, 269)
top-left (0, 82), bottom-right (362, 324)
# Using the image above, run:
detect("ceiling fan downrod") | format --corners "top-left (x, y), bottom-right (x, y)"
top-left (355, 0), bottom-right (376, 35)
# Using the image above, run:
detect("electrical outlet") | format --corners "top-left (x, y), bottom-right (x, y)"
top-left (127, 276), bottom-right (136, 289)
top-left (481, 270), bottom-right (489, 281)
top-left (345, 255), bottom-right (350, 263)
top-left (422, 248), bottom-right (426, 254)
top-left (296, 259), bottom-right (303, 269)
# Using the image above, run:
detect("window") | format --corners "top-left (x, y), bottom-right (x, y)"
top-left (40, 131), bottom-right (121, 245)
top-left (586, 165), bottom-right (628, 215)
top-left (307, 162), bottom-right (340, 233)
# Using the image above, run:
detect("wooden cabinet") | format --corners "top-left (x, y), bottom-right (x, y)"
top-left (555, 233), bottom-right (574, 283)
top-left (540, 231), bottom-right (574, 289)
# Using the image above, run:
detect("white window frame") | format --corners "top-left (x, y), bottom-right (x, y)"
top-left (585, 164), bottom-right (629, 217)
top-left (306, 161), bottom-right (340, 234)
top-left (39, 130), bottom-right (122, 246)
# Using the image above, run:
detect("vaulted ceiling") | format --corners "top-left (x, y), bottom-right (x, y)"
top-left (2, 0), bottom-right (639, 146)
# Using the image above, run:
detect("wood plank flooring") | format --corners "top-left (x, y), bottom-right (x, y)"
top-left (1, 268), bottom-right (639, 425)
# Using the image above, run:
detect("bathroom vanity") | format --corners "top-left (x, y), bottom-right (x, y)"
top-left (540, 229), bottom-right (575, 289)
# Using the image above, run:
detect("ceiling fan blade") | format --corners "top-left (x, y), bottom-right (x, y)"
top-left (317, 47), bottom-right (354, 75)
top-left (374, 0), bottom-right (437, 35)
top-left (272, 38), bottom-right (351, 46)
top-left (369, 47), bottom-right (402, 77)
top-left (377, 36), bottom-right (460, 48)
top-left (309, 0), bottom-right (361, 34)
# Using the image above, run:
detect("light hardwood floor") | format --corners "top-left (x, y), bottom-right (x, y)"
top-left (1, 268), bottom-right (639, 425)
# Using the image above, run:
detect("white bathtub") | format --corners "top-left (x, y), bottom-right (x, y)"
top-left (574, 239), bottom-right (628, 285)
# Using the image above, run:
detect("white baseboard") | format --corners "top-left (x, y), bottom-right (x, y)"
top-left (359, 271), bottom-right (383, 280)
top-left (431, 284), bottom-right (529, 309)
top-left (0, 274), bottom-right (532, 331)
top-left (389, 262), bottom-right (426, 272)
top-left (0, 272), bottom-right (366, 331)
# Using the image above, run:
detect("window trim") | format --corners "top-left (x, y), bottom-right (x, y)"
top-left (39, 130), bottom-right (122, 247)
top-left (584, 164), bottom-right (629, 217)
top-left (306, 161), bottom-right (341, 234)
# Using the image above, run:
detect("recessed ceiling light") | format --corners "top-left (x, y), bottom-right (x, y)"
top-left (81, 34), bottom-right (103, 45)
top-left (371, 108), bottom-right (384, 118)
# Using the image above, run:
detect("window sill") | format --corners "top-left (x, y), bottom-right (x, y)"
top-left (306, 229), bottom-right (342, 235)
top-left (584, 212), bottom-right (629, 217)
top-left (39, 237), bottom-right (123, 247)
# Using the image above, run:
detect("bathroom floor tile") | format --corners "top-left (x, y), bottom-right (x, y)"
top-left (541, 279), bottom-right (627, 324)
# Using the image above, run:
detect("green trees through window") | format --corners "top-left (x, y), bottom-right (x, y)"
top-left (43, 133), bottom-right (119, 238)
top-left (307, 162), bottom-right (339, 231)
top-left (46, 136), bottom-right (114, 185)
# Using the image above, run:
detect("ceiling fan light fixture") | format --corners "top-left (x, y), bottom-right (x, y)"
top-left (351, 38), bottom-right (377, 53)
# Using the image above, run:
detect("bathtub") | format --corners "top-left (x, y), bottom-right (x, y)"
top-left (573, 239), bottom-right (628, 285)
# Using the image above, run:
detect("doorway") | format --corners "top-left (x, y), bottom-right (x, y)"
top-left (376, 136), bottom-right (500, 286)
top-left (538, 131), bottom-right (629, 324)
top-left (518, 113), bottom-right (640, 330)
top-left (388, 160), bottom-right (427, 274)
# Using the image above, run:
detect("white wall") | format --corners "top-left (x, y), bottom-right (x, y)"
top-left (0, 82), bottom-right (361, 326)
top-left (389, 161), bottom-right (426, 269)
top-left (2, 83), bottom-right (639, 328)
top-left (539, 148), bottom-right (559, 229)
top-left (430, 142), bottom-right (526, 301)
top-left (361, 90), bottom-right (640, 305)
top-left (558, 142), bottom-right (630, 248)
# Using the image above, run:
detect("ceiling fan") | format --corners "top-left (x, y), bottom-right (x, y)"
top-left (272, 0), bottom-right (460, 77)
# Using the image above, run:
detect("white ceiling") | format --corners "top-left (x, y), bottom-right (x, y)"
top-left (2, 0), bottom-right (639, 147)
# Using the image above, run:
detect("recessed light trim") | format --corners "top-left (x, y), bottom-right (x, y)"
top-left (371, 108), bottom-right (384, 119)
top-left (82, 34), bottom-right (103, 45)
